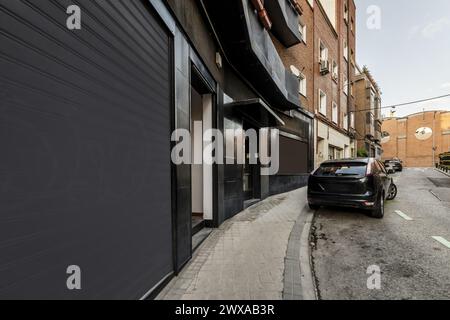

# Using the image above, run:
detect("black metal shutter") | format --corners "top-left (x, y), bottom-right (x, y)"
top-left (0, 0), bottom-right (173, 299)
top-left (278, 135), bottom-right (308, 175)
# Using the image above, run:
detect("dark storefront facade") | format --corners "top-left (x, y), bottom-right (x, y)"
top-left (0, 0), bottom-right (313, 299)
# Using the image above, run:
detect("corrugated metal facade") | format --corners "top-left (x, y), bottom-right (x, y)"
top-left (0, 0), bottom-right (173, 299)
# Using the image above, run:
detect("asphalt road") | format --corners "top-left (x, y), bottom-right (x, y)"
top-left (311, 168), bottom-right (450, 300)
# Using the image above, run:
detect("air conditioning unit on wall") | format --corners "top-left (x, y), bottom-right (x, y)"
top-left (320, 60), bottom-right (330, 75)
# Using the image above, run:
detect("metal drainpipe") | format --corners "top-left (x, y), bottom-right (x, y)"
top-left (432, 111), bottom-right (437, 167)
top-left (313, 0), bottom-right (318, 165)
top-left (347, 0), bottom-right (352, 143)
top-left (312, 0), bottom-right (325, 167)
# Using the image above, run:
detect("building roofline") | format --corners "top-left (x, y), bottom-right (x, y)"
top-left (384, 110), bottom-right (450, 120)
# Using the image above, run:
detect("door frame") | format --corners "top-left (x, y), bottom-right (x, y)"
top-left (189, 61), bottom-right (217, 230)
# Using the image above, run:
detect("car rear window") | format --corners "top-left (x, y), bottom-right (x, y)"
top-left (314, 162), bottom-right (367, 177)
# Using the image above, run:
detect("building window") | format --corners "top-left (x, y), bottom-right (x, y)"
top-left (329, 146), bottom-right (335, 160)
top-left (299, 22), bottom-right (306, 43)
top-left (343, 77), bottom-right (348, 96)
top-left (329, 146), bottom-right (342, 160)
top-left (291, 65), bottom-right (307, 97)
top-left (370, 90), bottom-right (376, 111)
top-left (343, 113), bottom-right (349, 130)
top-left (351, 17), bottom-right (354, 32)
top-left (350, 112), bottom-right (355, 128)
top-left (344, 3), bottom-right (349, 24)
top-left (332, 102), bottom-right (338, 124)
top-left (375, 97), bottom-right (381, 119)
top-left (332, 61), bottom-right (338, 81)
top-left (319, 89), bottom-right (327, 115)
top-left (299, 73), bottom-right (307, 97)
top-left (319, 40), bottom-right (328, 63)
top-left (343, 40), bottom-right (348, 61)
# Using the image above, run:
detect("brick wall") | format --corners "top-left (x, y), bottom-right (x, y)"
top-left (273, 0), bottom-right (355, 132)
top-left (354, 77), bottom-right (367, 150)
top-left (382, 111), bottom-right (450, 167)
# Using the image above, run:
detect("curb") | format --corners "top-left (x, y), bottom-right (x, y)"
top-left (299, 209), bottom-right (317, 300)
top-left (435, 168), bottom-right (450, 178)
top-left (283, 203), bottom-right (318, 300)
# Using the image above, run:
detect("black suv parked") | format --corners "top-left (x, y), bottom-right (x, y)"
top-left (308, 158), bottom-right (397, 219)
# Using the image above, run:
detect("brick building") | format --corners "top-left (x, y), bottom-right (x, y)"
top-left (354, 65), bottom-right (383, 158)
top-left (382, 111), bottom-right (450, 167)
top-left (274, 0), bottom-right (357, 167)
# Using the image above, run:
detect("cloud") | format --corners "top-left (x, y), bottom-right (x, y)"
top-left (408, 18), bottom-right (450, 40)
top-left (420, 18), bottom-right (450, 38)
top-left (441, 82), bottom-right (450, 89)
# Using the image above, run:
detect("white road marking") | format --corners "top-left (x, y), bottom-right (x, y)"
top-left (394, 210), bottom-right (413, 221)
top-left (432, 236), bottom-right (450, 249)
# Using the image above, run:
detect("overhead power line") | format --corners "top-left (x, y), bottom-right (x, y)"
top-left (383, 93), bottom-right (450, 109)
top-left (352, 93), bottom-right (450, 114)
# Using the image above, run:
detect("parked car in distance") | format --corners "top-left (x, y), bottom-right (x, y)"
top-left (384, 162), bottom-right (396, 174)
top-left (384, 159), bottom-right (403, 172)
top-left (308, 158), bottom-right (397, 219)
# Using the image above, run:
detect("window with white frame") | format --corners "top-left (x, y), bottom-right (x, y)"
top-left (344, 3), bottom-right (349, 23)
top-left (343, 78), bottom-right (348, 96)
top-left (291, 65), bottom-right (307, 97)
top-left (332, 102), bottom-right (338, 124)
top-left (319, 40), bottom-right (328, 63)
top-left (343, 40), bottom-right (348, 60)
top-left (319, 90), bottom-right (327, 115)
top-left (299, 22), bottom-right (306, 43)
top-left (350, 112), bottom-right (355, 128)
top-left (299, 73), bottom-right (307, 97)
top-left (343, 113), bottom-right (349, 130)
top-left (332, 61), bottom-right (338, 80)
top-left (290, 65), bottom-right (300, 77)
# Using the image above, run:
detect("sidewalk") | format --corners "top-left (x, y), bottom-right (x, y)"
top-left (157, 187), bottom-right (314, 300)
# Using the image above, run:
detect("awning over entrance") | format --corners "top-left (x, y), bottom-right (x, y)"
top-left (225, 98), bottom-right (285, 128)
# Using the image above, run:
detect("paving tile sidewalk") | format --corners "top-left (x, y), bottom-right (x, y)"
top-left (157, 188), bottom-right (309, 300)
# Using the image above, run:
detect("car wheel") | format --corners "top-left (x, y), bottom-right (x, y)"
top-left (309, 203), bottom-right (320, 211)
top-left (371, 194), bottom-right (385, 219)
top-left (386, 184), bottom-right (397, 200)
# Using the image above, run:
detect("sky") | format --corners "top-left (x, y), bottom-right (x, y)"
top-left (356, 0), bottom-right (450, 117)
